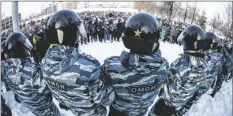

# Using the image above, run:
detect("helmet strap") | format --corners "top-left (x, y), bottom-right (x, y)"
top-left (184, 50), bottom-right (204, 56)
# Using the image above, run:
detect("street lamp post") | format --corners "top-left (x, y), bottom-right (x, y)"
top-left (12, 1), bottom-right (20, 32)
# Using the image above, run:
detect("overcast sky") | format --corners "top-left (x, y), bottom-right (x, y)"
top-left (1, 2), bottom-right (52, 18)
top-left (1, 2), bottom-right (231, 22)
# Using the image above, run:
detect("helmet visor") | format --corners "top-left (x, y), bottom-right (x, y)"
top-left (24, 38), bottom-right (33, 50)
top-left (77, 20), bottom-right (87, 39)
top-left (177, 31), bottom-right (185, 43)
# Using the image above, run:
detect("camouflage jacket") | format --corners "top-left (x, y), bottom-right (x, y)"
top-left (221, 47), bottom-right (233, 80)
top-left (174, 51), bottom-right (224, 116)
top-left (41, 45), bottom-right (115, 116)
top-left (204, 50), bottom-right (224, 91)
top-left (166, 54), bottom-right (208, 109)
top-left (102, 51), bottom-right (169, 116)
top-left (1, 58), bottom-right (60, 116)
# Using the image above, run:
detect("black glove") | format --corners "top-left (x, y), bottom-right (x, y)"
top-left (1, 102), bottom-right (12, 116)
top-left (59, 103), bottom-right (69, 111)
top-left (154, 99), bottom-right (176, 116)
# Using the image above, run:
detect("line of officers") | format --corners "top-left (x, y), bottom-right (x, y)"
top-left (1, 10), bottom-right (233, 116)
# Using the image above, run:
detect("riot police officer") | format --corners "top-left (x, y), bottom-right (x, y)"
top-left (1, 38), bottom-right (12, 116)
top-left (1, 32), bottom-right (60, 116)
top-left (41, 10), bottom-right (115, 116)
top-left (154, 25), bottom-right (210, 116)
top-left (102, 13), bottom-right (169, 116)
top-left (203, 32), bottom-right (224, 97)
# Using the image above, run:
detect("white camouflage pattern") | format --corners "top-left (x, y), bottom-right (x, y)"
top-left (1, 58), bottom-right (60, 116)
top-left (41, 45), bottom-right (115, 116)
top-left (102, 51), bottom-right (169, 116)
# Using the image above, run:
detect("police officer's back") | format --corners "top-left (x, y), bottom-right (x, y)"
top-left (41, 10), bottom-right (115, 116)
top-left (1, 32), bottom-right (60, 116)
top-left (154, 25), bottom-right (209, 116)
top-left (1, 38), bottom-right (12, 116)
top-left (102, 13), bottom-right (169, 116)
top-left (216, 39), bottom-right (233, 83)
top-left (203, 32), bottom-right (224, 97)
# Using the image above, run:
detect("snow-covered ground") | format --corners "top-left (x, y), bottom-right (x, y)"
top-left (2, 41), bottom-right (232, 116)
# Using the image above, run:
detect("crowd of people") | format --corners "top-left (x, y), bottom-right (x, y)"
top-left (1, 11), bottom-right (232, 59)
top-left (79, 11), bottom-right (130, 44)
top-left (1, 9), bottom-right (233, 116)
top-left (1, 11), bottom-right (132, 63)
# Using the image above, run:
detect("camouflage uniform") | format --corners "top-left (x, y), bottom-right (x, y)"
top-left (221, 48), bottom-right (233, 80)
top-left (41, 45), bottom-right (115, 116)
top-left (210, 47), bottom-right (233, 97)
top-left (102, 51), bottom-right (169, 116)
top-left (166, 54), bottom-right (208, 116)
top-left (204, 50), bottom-right (224, 93)
top-left (175, 50), bottom-right (224, 115)
top-left (1, 58), bottom-right (60, 116)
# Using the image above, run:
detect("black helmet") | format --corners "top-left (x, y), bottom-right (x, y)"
top-left (122, 13), bottom-right (160, 55)
top-left (4, 32), bottom-right (32, 59)
top-left (177, 25), bottom-right (205, 54)
top-left (45, 10), bottom-right (86, 46)
top-left (204, 32), bottom-right (219, 50)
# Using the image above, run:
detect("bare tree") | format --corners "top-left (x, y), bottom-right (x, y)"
top-left (210, 13), bottom-right (222, 32)
top-left (134, 2), bottom-right (158, 15)
top-left (168, 1), bottom-right (174, 22)
top-left (190, 2), bottom-right (199, 24)
top-left (219, 23), bottom-right (229, 39)
top-left (156, 2), bottom-right (182, 22)
top-left (156, 2), bottom-right (169, 18)
top-left (197, 10), bottom-right (207, 31)
top-left (134, 2), bottom-right (146, 12)
top-left (223, 3), bottom-right (233, 39)
top-left (176, 6), bottom-right (185, 21)
top-left (183, 2), bottom-right (190, 23)
top-left (144, 2), bottom-right (157, 14)
top-left (171, 2), bottom-right (182, 20)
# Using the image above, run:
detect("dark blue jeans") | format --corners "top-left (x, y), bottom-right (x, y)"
top-left (104, 33), bottom-right (110, 41)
